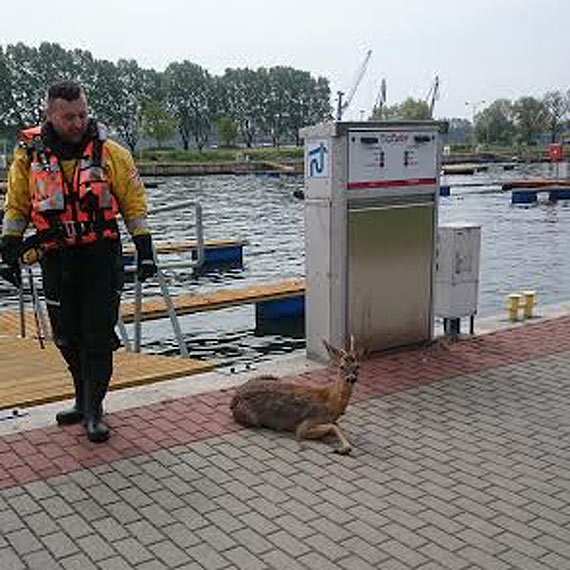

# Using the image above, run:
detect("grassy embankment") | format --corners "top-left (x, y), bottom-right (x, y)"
top-left (138, 146), bottom-right (304, 164)
top-left (138, 144), bottom-right (559, 165)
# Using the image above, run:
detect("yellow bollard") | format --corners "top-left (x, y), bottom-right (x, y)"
top-left (507, 293), bottom-right (522, 322)
top-left (522, 290), bottom-right (536, 319)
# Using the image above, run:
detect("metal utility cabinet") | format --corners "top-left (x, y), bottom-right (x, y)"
top-left (434, 223), bottom-right (481, 327)
top-left (300, 121), bottom-right (442, 361)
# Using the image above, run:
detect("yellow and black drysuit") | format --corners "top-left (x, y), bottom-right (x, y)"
top-left (0, 120), bottom-right (156, 440)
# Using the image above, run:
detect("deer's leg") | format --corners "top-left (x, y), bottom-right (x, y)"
top-left (296, 421), bottom-right (352, 455)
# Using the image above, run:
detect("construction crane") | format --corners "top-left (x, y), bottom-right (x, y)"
top-left (336, 49), bottom-right (372, 121)
top-left (426, 75), bottom-right (440, 117)
top-left (373, 77), bottom-right (387, 118)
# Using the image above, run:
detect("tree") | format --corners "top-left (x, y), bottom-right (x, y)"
top-left (216, 116), bottom-right (238, 147)
top-left (141, 100), bottom-right (175, 148)
top-left (90, 59), bottom-right (148, 152)
top-left (543, 90), bottom-right (568, 143)
top-left (473, 99), bottom-right (515, 145)
top-left (165, 61), bottom-right (215, 151)
top-left (219, 68), bottom-right (265, 147)
top-left (375, 98), bottom-right (431, 120)
top-left (273, 68), bottom-right (330, 146)
top-left (443, 118), bottom-right (472, 145)
top-left (0, 42), bottom-right (74, 128)
top-left (513, 96), bottom-right (547, 145)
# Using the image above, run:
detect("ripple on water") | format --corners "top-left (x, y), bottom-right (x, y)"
top-left (2, 166), bottom-right (570, 368)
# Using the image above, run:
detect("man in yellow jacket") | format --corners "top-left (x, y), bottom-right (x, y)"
top-left (0, 80), bottom-right (157, 443)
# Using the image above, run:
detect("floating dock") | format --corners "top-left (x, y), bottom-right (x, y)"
top-left (511, 186), bottom-right (570, 204)
top-left (120, 279), bottom-right (305, 323)
top-left (0, 279), bottom-right (305, 408)
top-left (503, 178), bottom-right (570, 190)
top-left (0, 335), bottom-right (214, 410)
top-left (123, 239), bottom-right (248, 266)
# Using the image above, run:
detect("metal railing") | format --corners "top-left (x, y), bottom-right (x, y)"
top-left (16, 199), bottom-right (205, 359)
top-left (120, 199), bottom-right (204, 357)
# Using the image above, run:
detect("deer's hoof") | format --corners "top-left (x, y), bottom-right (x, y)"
top-left (333, 446), bottom-right (352, 456)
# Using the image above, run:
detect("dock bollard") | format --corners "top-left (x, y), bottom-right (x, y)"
top-left (522, 290), bottom-right (536, 319)
top-left (507, 293), bottom-right (522, 322)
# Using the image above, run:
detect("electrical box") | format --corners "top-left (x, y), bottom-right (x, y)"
top-left (301, 121), bottom-right (442, 361)
top-left (434, 224), bottom-right (481, 318)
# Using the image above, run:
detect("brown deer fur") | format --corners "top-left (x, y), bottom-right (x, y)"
top-left (230, 339), bottom-right (360, 454)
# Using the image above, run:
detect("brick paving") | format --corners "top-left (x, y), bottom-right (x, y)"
top-left (0, 316), bottom-right (569, 569)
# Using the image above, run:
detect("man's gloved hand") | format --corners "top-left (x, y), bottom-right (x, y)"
top-left (133, 234), bottom-right (157, 283)
top-left (0, 235), bottom-right (22, 288)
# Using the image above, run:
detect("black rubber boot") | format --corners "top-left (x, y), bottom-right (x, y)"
top-left (56, 406), bottom-right (83, 426)
top-left (56, 347), bottom-right (84, 426)
top-left (85, 411), bottom-right (109, 443)
top-left (83, 350), bottom-right (112, 443)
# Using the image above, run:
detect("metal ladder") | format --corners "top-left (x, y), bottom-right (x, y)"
top-left (17, 199), bottom-right (205, 359)
top-left (118, 199), bottom-right (204, 358)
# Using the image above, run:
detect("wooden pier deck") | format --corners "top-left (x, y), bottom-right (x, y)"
top-left (0, 279), bottom-right (304, 408)
top-left (120, 279), bottom-right (305, 323)
top-left (0, 279), bottom-right (306, 333)
top-left (0, 335), bottom-right (214, 410)
top-left (502, 178), bottom-right (570, 190)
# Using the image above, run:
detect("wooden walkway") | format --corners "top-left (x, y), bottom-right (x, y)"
top-left (0, 279), bottom-right (304, 408)
top-left (0, 280), bottom-right (306, 331)
top-left (0, 335), bottom-right (214, 410)
top-left (120, 279), bottom-right (305, 323)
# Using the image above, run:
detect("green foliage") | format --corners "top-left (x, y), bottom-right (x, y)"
top-left (0, 41), bottom-right (331, 152)
top-left (139, 146), bottom-right (303, 163)
top-left (216, 116), bottom-right (238, 147)
top-left (141, 100), bottom-right (176, 147)
top-left (474, 99), bottom-right (516, 146)
top-left (512, 96), bottom-right (548, 145)
top-left (542, 90), bottom-right (568, 143)
top-left (164, 60), bottom-right (216, 151)
top-left (372, 98), bottom-right (432, 120)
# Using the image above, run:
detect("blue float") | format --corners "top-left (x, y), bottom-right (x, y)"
top-left (512, 190), bottom-right (537, 205)
top-left (549, 188), bottom-right (570, 201)
top-left (192, 244), bottom-right (243, 265)
top-left (255, 295), bottom-right (305, 323)
top-left (439, 185), bottom-right (451, 197)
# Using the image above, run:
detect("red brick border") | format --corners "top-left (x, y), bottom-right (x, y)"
top-left (1, 316), bottom-right (569, 490)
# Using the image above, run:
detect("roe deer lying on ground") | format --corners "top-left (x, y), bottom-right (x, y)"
top-left (230, 338), bottom-right (360, 454)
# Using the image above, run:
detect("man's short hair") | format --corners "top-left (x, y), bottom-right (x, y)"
top-left (47, 80), bottom-right (84, 103)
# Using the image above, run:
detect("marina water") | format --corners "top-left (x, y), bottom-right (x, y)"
top-left (2, 163), bottom-right (569, 370)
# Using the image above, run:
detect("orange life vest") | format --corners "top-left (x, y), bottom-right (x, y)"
top-left (21, 124), bottom-right (120, 250)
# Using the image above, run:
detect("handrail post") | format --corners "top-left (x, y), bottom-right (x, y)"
top-left (18, 281), bottom-right (26, 338)
top-left (133, 272), bottom-right (142, 353)
top-left (195, 202), bottom-right (205, 268)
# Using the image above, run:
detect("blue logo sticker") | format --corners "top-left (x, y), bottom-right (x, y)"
top-left (307, 140), bottom-right (329, 178)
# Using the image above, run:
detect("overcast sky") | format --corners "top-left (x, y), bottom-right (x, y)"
top-left (1, 0), bottom-right (568, 120)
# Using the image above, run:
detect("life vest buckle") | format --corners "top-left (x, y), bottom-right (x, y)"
top-left (60, 220), bottom-right (90, 238)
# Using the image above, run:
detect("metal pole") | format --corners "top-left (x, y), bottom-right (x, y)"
top-left (194, 202), bottom-right (205, 268)
top-left (26, 268), bottom-right (45, 349)
top-left (116, 313), bottom-right (132, 352)
top-left (155, 267), bottom-right (189, 358)
top-left (133, 273), bottom-right (142, 353)
top-left (18, 280), bottom-right (26, 338)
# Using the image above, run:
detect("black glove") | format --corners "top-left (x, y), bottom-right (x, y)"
top-left (133, 234), bottom-right (157, 283)
top-left (0, 235), bottom-right (22, 288)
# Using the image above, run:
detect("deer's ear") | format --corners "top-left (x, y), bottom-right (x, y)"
top-left (323, 339), bottom-right (343, 364)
